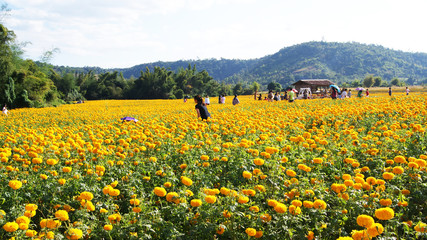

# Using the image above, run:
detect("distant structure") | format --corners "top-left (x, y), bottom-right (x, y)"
top-left (292, 79), bottom-right (335, 97)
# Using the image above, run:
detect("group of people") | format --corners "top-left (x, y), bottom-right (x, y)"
top-left (192, 94), bottom-right (241, 120)
top-left (389, 87), bottom-right (410, 96)
top-left (258, 90), bottom-right (296, 103)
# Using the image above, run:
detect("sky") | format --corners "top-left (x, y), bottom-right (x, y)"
top-left (3, 0), bottom-right (427, 68)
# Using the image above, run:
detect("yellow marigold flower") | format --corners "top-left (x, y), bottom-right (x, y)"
top-left (130, 198), bottom-right (140, 206)
top-left (356, 214), bottom-right (374, 228)
top-left (104, 224), bottom-right (113, 231)
top-left (336, 237), bottom-right (353, 240)
top-left (274, 203), bottom-right (287, 213)
top-left (245, 228), bottom-right (257, 236)
top-left (3, 222), bottom-right (19, 232)
top-left (267, 199), bottom-right (278, 207)
top-left (217, 225), bottom-right (225, 235)
top-left (220, 187), bottom-right (230, 195)
top-left (401, 189), bottom-right (410, 195)
top-left (382, 172), bottom-right (394, 180)
top-left (289, 205), bottom-right (301, 215)
top-left (366, 177), bottom-right (376, 185)
top-left (313, 199), bottom-right (327, 210)
top-left (25, 229), bottom-right (38, 237)
top-left (352, 229), bottom-right (369, 240)
top-left (200, 155), bottom-right (209, 161)
top-left (100, 208), bottom-right (108, 214)
top-left (255, 230), bottom-right (263, 238)
top-left (66, 228), bottom-right (83, 240)
top-left (108, 213), bottom-right (121, 224)
top-left (249, 206), bottom-right (259, 212)
top-left (55, 210), bottom-right (69, 221)
top-left (414, 222), bottom-right (427, 232)
top-left (313, 158), bottom-right (323, 164)
top-left (303, 201), bottom-right (314, 208)
top-left (58, 178), bottom-right (66, 185)
top-left (79, 191), bottom-right (94, 201)
top-left (286, 169), bottom-right (296, 177)
top-left (181, 176), bottom-right (193, 186)
top-left (25, 204), bottom-right (38, 211)
top-left (185, 190), bottom-right (194, 197)
top-left (205, 195), bottom-right (217, 204)
top-left (223, 210), bottom-right (232, 218)
top-left (166, 192), bottom-right (179, 202)
top-left (367, 223), bottom-right (384, 238)
top-left (253, 158), bottom-right (264, 166)
top-left (375, 207), bottom-right (394, 220)
top-left (8, 180), bottom-right (22, 190)
top-left (291, 200), bottom-right (302, 207)
top-left (47, 231), bottom-right (55, 239)
top-left (62, 167), bottom-right (72, 173)
top-left (394, 155), bottom-right (406, 163)
top-left (281, 156), bottom-right (289, 163)
top-left (154, 187), bottom-right (167, 197)
top-left (16, 216), bottom-right (30, 225)
top-left (392, 166), bottom-right (404, 174)
top-left (238, 196), bottom-right (249, 204)
top-left (242, 171), bottom-right (252, 179)
top-left (190, 199), bottom-right (202, 207)
top-left (109, 189), bottom-right (120, 197)
top-left (253, 168), bottom-right (262, 175)
top-left (260, 213), bottom-right (271, 222)
top-left (379, 198), bottom-right (392, 206)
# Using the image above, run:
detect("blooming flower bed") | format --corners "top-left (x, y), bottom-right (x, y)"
top-left (0, 95), bottom-right (426, 239)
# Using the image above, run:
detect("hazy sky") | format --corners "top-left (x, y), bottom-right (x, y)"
top-left (4, 0), bottom-right (427, 68)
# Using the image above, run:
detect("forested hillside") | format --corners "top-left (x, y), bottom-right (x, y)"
top-left (56, 42), bottom-right (427, 88)
top-left (228, 41), bottom-right (427, 87)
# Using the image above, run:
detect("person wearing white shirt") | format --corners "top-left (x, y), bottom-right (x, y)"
top-left (204, 96), bottom-right (210, 105)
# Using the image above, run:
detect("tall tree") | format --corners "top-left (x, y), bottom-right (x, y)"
top-left (363, 75), bottom-right (374, 88)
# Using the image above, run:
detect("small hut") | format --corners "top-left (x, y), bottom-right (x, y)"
top-left (292, 79), bottom-right (335, 98)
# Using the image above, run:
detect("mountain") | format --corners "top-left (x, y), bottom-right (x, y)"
top-left (230, 41), bottom-right (427, 86)
top-left (53, 41), bottom-right (427, 87)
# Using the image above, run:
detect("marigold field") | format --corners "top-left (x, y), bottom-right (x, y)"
top-left (0, 93), bottom-right (426, 240)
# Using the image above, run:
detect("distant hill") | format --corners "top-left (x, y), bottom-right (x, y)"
top-left (52, 41), bottom-right (427, 87)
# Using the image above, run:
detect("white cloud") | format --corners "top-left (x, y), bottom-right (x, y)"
top-left (3, 0), bottom-right (427, 68)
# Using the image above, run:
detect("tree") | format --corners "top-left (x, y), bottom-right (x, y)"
top-left (267, 82), bottom-right (282, 92)
top-left (233, 82), bottom-right (244, 95)
top-left (351, 79), bottom-right (361, 87)
top-left (390, 78), bottom-right (400, 86)
top-left (251, 81), bottom-right (260, 93)
top-left (373, 76), bottom-right (382, 87)
top-left (363, 75), bottom-right (374, 88)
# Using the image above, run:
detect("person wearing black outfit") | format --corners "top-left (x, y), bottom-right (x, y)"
top-left (194, 95), bottom-right (211, 120)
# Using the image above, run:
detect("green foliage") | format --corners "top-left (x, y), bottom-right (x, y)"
top-left (363, 75), bottom-right (374, 88)
top-left (267, 82), bottom-right (282, 92)
top-left (391, 78), bottom-right (401, 86)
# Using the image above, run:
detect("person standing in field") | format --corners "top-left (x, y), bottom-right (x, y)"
top-left (218, 95), bottom-right (222, 104)
top-left (341, 89), bottom-right (347, 98)
top-left (221, 95), bottom-right (226, 104)
top-left (288, 90), bottom-right (295, 103)
top-left (194, 95), bottom-right (210, 120)
top-left (2, 105), bottom-right (7, 116)
top-left (406, 87), bottom-right (409, 95)
top-left (267, 90), bottom-right (274, 102)
top-left (232, 95), bottom-right (240, 105)
top-left (258, 94), bottom-right (262, 100)
top-left (348, 89), bottom-right (352, 98)
top-left (205, 96), bottom-right (210, 105)
top-left (388, 87), bottom-right (392, 96)
top-left (366, 89), bottom-right (369, 97)
top-left (357, 90), bottom-right (363, 98)
top-left (330, 88), bottom-right (337, 99)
